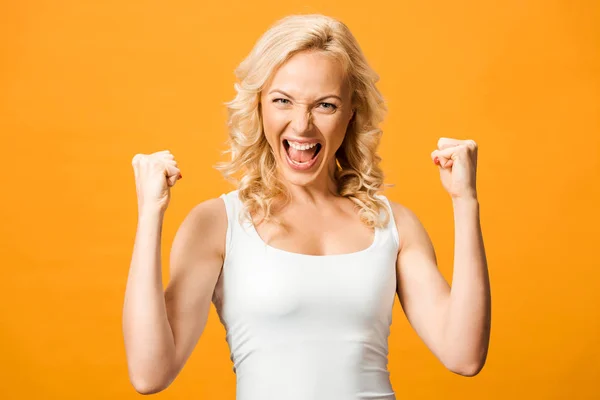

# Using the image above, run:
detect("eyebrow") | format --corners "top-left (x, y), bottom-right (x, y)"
top-left (268, 89), bottom-right (343, 102)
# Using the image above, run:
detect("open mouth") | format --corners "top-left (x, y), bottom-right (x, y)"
top-left (282, 139), bottom-right (322, 165)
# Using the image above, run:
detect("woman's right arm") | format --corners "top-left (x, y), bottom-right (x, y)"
top-left (122, 197), bottom-right (226, 394)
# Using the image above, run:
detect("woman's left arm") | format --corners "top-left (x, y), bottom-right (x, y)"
top-left (432, 138), bottom-right (490, 375)
top-left (393, 138), bottom-right (490, 377)
top-left (445, 196), bottom-right (490, 375)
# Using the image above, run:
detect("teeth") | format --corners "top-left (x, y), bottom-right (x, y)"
top-left (287, 140), bottom-right (317, 151)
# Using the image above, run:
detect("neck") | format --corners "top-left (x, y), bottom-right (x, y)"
top-left (279, 157), bottom-right (340, 206)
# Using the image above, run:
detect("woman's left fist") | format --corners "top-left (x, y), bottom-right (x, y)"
top-left (431, 138), bottom-right (478, 200)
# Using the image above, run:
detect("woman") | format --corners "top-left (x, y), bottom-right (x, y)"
top-left (123, 14), bottom-right (491, 399)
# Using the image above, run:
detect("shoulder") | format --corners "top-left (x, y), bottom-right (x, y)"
top-left (387, 200), bottom-right (419, 224)
top-left (386, 199), bottom-right (431, 252)
top-left (173, 196), bottom-right (228, 260)
top-left (186, 196), bottom-right (227, 226)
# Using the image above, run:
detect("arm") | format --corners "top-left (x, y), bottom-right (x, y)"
top-left (122, 197), bottom-right (226, 394)
top-left (391, 199), bottom-right (490, 376)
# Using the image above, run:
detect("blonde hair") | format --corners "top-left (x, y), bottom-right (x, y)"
top-left (214, 14), bottom-right (391, 228)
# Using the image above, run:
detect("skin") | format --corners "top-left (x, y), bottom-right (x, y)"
top-left (261, 50), bottom-right (354, 198)
top-left (146, 50), bottom-right (489, 392)
top-left (255, 50), bottom-right (375, 254)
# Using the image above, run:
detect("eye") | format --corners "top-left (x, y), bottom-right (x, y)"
top-left (273, 98), bottom-right (291, 105)
top-left (318, 102), bottom-right (338, 112)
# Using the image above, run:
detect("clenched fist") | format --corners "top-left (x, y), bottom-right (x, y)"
top-left (131, 150), bottom-right (182, 214)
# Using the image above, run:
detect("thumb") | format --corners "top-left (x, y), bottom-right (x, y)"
top-left (431, 148), bottom-right (456, 169)
top-left (164, 164), bottom-right (182, 187)
top-left (167, 172), bottom-right (183, 187)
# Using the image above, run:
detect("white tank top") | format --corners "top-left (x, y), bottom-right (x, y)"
top-left (213, 190), bottom-right (399, 400)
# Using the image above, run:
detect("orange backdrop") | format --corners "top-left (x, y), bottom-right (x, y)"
top-left (1, 1), bottom-right (599, 399)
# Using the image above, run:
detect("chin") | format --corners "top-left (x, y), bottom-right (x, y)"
top-left (278, 160), bottom-right (325, 188)
top-left (281, 170), bottom-right (318, 187)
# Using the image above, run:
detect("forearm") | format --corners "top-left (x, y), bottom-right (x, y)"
top-left (122, 210), bottom-right (175, 392)
top-left (443, 197), bottom-right (491, 375)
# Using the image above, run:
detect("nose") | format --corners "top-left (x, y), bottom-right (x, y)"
top-left (290, 107), bottom-right (313, 134)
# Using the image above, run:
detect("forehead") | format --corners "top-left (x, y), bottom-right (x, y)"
top-left (265, 51), bottom-right (349, 98)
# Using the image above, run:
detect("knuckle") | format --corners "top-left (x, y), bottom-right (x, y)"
top-left (132, 154), bottom-right (141, 165)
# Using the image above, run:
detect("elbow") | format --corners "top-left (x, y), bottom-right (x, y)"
top-left (443, 350), bottom-right (488, 377)
top-left (130, 376), bottom-right (171, 395)
top-left (125, 352), bottom-right (176, 394)
top-left (449, 360), bottom-right (486, 377)
top-left (128, 366), bottom-right (175, 395)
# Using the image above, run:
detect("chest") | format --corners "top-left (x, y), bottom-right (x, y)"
top-left (217, 243), bottom-right (398, 332)
top-left (253, 206), bottom-right (375, 256)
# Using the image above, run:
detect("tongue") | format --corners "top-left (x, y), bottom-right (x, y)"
top-left (288, 147), bottom-right (315, 163)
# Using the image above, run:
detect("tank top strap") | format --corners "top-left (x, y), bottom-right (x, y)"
top-left (375, 193), bottom-right (400, 251)
top-left (220, 190), bottom-right (258, 256)
top-left (220, 190), bottom-right (243, 258)
top-left (219, 192), bottom-right (233, 259)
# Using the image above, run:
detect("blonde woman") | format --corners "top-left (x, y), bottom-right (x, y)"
top-left (123, 14), bottom-right (491, 399)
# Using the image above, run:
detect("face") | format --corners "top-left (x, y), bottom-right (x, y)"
top-left (260, 50), bottom-right (354, 188)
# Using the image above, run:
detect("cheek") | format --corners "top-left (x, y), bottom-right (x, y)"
top-left (317, 115), bottom-right (349, 147)
top-left (263, 110), bottom-right (286, 129)
top-left (261, 107), bottom-right (284, 146)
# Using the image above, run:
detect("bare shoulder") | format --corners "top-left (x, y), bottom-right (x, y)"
top-left (387, 200), bottom-right (431, 252)
top-left (171, 197), bottom-right (228, 261)
top-left (185, 196), bottom-right (227, 227)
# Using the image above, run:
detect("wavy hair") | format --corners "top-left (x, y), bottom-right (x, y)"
top-left (214, 14), bottom-right (391, 228)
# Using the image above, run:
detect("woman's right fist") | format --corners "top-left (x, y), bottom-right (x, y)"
top-left (131, 150), bottom-right (182, 213)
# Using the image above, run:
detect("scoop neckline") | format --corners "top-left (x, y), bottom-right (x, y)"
top-left (246, 219), bottom-right (380, 259)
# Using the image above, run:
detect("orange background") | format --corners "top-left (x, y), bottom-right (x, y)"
top-left (1, 1), bottom-right (599, 399)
